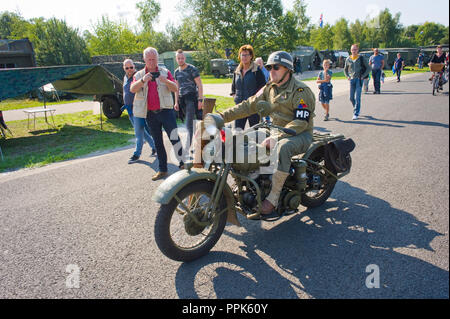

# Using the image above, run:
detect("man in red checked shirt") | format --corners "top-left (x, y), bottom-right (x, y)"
top-left (130, 47), bottom-right (185, 181)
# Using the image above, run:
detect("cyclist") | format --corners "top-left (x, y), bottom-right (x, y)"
top-left (428, 45), bottom-right (446, 89)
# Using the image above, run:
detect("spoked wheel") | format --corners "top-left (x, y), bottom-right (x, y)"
top-left (432, 76), bottom-right (439, 95)
top-left (154, 181), bottom-right (228, 262)
top-left (301, 149), bottom-right (338, 208)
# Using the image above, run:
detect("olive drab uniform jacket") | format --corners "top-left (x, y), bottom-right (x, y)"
top-left (222, 75), bottom-right (315, 140)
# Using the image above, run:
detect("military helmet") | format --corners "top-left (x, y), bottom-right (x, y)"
top-left (266, 51), bottom-right (294, 72)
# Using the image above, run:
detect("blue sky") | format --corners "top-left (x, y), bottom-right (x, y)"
top-left (2, 0), bottom-right (449, 33)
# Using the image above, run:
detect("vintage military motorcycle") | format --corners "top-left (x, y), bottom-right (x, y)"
top-left (152, 104), bottom-right (355, 262)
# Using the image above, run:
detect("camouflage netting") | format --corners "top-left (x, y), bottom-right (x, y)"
top-left (0, 65), bottom-right (122, 101)
top-left (98, 62), bottom-right (146, 82)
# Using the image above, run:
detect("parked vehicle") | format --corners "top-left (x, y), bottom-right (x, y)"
top-left (153, 110), bottom-right (355, 262)
top-left (210, 59), bottom-right (238, 78)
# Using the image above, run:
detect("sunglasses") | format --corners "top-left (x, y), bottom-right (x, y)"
top-left (266, 64), bottom-right (281, 71)
top-left (125, 66), bottom-right (134, 70)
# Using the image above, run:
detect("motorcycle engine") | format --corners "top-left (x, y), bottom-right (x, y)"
top-left (241, 175), bottom-right (272, 209)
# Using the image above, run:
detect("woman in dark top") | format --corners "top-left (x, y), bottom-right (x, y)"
top-left (231, 44), bottom-right (267, 130)
top-left (429, 45), bottom-right (447, 83)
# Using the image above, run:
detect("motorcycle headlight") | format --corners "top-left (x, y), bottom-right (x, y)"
top-left (204, 113), bottom-right (224, 136)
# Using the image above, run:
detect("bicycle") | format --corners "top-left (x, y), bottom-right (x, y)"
top-left (429, 63), bottom-right (444, 95)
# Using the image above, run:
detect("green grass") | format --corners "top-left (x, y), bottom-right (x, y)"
top-left (0, 98), bottom-right (91, 112)
top-left (204, 95), bottom-right (235, 112)
top-left (201, 75), bottom-right (233, 84)
top-left (0, 111), bottom-right (135, 172)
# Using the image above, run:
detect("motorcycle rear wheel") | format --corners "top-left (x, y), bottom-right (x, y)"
top-left (154, 181), bottom-right (228, 262)
top-left (301, 149), bottom-right (337, 208)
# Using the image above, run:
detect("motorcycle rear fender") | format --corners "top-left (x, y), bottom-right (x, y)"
top-left (152, 168), bottom-right (240, 226)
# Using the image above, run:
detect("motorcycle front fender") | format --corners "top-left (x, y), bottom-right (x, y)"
top-left (152, 168), bottom-right (240, 226)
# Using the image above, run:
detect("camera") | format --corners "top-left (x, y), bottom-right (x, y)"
top-left (150, 71), bottom-right (160, 81)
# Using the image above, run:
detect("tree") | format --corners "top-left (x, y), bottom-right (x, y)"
top-left (85, 16), bottom-right (139, 56)
top-left (136, 0), bottom-right (161, 32)
top-left (350, 19), bottom-right (370, 49)
top-left (401, 24), bottom-right (419, 47)
top-left (0, 11), bottom-right (32, 39)
top-left (309, 24), bottom-right (333, 50)
top-left (376, 9), bottom-right (402, 48)
top-left (269, 11), bottom-right (300, 54)
top-left (30, 18), bottom-right (90, 66)
top-left (291, 0), bottom-right (310, 45)
top-left (332, 18), bottom-right (353, 50)
top-left (182, 0), bottom-right (284, 56)
top-left (415, 22), bottom-right (448, 46)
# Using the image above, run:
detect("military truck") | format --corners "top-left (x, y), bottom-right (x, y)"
top-left (94, 61), bottom-right (148, 119)
top-left (210, 59), bottom-right (238, 78)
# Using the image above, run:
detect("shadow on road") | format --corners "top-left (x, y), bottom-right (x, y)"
top-left (378, 90), bottom-right (436, 95)
top-left (334, 116), bottom-right (448, 129)
top-left (174, 181), bottom-right (448, 299)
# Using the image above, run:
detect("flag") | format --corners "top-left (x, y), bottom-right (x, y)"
top-left (319, 13), bottom-right (323, 28)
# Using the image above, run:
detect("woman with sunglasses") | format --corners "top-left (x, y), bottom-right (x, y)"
top-left (231, 44), bottom-right (267, 131)
top-left (220, 51), bottom-right (316, 218)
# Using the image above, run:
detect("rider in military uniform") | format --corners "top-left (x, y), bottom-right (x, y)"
top-left (221, 51), bottom-right (316, 217)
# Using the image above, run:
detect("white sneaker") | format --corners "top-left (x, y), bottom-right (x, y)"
top-left (352, 115), bottom-right (358, 120)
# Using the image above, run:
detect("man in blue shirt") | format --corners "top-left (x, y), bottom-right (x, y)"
top-left (394, 53), bottom-right (405, 82)
top-left (369, 48), bottom-right (385, 94)
top-left (122, 59), bottom-right (156, 164)
top-left (417, 53), bottom-right (424, 69)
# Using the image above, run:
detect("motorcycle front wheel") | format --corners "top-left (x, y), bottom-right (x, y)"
top-left (154, 181), bottom-right (228, 262)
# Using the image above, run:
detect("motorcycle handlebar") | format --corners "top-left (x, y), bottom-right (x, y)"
top-left (282, 128), bottom-right (297, 136)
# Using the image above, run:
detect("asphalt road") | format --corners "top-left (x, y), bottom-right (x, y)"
top-left (0, 72), bottom-right (448, 299)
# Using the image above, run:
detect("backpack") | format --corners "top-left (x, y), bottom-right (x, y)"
top-left (359, 57), bottom-right (368, 79)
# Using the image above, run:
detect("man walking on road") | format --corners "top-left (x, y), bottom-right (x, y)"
top-left (174, 49), bottom-right (204, 147)
top-left (344, 44), bottom-right (371, 120)
top-left (130, 47), bottom-right (184, 181)
top-left (394, 53), bottom-right (405, 82)
top-left (122, 59), bottom-right (156, 164)
top-left (369, 48), bottom-right (385, 94)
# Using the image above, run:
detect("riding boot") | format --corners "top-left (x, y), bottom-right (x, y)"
top-left (262, 170), bottom-right (289, 214)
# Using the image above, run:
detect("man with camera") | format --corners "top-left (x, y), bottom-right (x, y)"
top-left (131, 47), bottom-right (184, 181)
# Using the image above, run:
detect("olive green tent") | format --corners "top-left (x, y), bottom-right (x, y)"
top-left (291, 46), bottom-right (323, 70)
top-left (158, 51), bottom-right (199, 74)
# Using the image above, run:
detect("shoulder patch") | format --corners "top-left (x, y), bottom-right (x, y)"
top-left (297, 99), bottom-right (308, 109)
top-left (297, 88), bottom-right (304, 92)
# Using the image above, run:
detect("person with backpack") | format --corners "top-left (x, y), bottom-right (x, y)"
top-left (174, 49), bottom-right (204, 146)
top-left (344, 44), bottom-right (371, 120)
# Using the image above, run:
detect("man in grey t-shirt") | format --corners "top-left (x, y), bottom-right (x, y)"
top-left (369, 48), bottom-right (385, 94)
top-left (174, 49), bottom-right (204, 145)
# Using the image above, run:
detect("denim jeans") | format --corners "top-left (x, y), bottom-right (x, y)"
top-left (133, 116), bottom-right (155, 157)
top-left (349, 78), bottom-right (362, 116)
top-left (122, 104), bottom-right (135, 127)
top-left (179, 94), bottom-right (202, 145)
top-left (372, 69), bottom-right (382, 93)
top-left (146, 109), bottom-right (184, 172)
